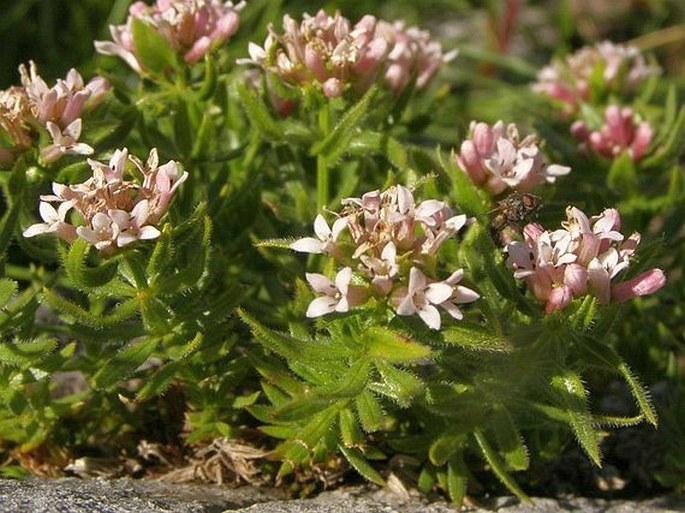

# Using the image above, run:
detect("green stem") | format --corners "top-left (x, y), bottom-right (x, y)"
top-left (317, 102), bottom-right (331, 211)
top-left (4, 264), bottom-right (69, 288)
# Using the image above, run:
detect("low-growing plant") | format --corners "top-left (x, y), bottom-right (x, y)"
top-left (0, 0), bottom-right (683, 506)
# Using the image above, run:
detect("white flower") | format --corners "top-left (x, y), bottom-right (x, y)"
top-left (23, 201), bottom-right (76, 242)
top-left (40, 119), bottom-right (93, 164)
top-left (394, 267), bottom-right (453, 330)
top-left (438, 269), bottom-right (480, 320)
top-left (290, 214), bottom-right (347, 254)
top-left (305, 267), bottom-right (366, 318)
top-left (76, 212), bottom-right (120, 251)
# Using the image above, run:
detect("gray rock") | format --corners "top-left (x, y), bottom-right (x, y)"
top-left (0, 478), bottom-right (281, 513)
top-left (0, 478), bottom-right (683, 513)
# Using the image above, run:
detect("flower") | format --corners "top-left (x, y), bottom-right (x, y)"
top-left (40, 120), bottom-right (94, 164)
top-left (305, 267), bottom-right (367, 317)
top-left (19, 62), bottom-right (108, 126)
top-left (0, 62), bottom-right (107, 166)
top-left (532, 41), bottom-right (659, 112)
top-left (294, 184), bottom-right (477, 328)
top-left (438, 269), bottom-right (480, 321)
top-left (241, 10), bottom-right (389, 98)
top-left (290, 214), bottom-right (348, 255)
top-left (455, 121), bottom-right (570, 194)
top-left (571, 105), bottom-right (654, 162)
top-left (378, 20), bottom-right (457, 93)
top-left (505, 206), bottom-right (665, 312)
top-left (95, 0), bottom-right (245, 73)
top-left (393, 267), bottom-right (453, 330)
top-left (24, 148), bottom-right (186, 254)
top-left (22, 201), bottom-right (77, 243)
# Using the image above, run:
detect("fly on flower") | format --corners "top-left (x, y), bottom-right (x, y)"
top-left (489, 192), bottom-right (542, 237)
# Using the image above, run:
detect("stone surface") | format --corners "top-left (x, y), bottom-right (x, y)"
top-left (0, 478), bottom-right (683, 513)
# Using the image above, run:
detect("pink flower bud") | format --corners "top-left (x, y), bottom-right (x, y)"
top-left (611, 268), bottom-right (666, 303)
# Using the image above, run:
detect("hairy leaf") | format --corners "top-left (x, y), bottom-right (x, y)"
top-left (339, 445), bottom-right (385, 486)
top-left (364, 326), bottom-right (431, 362)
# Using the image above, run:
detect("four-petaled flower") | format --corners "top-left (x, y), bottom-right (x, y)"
top-left (393, 267), bottom-right (454, 330)
top-left (305, 267), bottom-right (367, 318)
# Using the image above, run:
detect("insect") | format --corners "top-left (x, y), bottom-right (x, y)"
top-left (489, 192), bottom-right (541, 235)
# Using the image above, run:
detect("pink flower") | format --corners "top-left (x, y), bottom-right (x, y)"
top-left (19, 62), bottom-right (108, 127)
top-left (455, 121), bottom-right (570, 194)
top-left (378, 20), bottom-right (457, 93)
top-left (611, 268), bottom-right (666, 303)
top-left (572, 105), bottom-right (654, 162)
top-left (23, 148), bottom-right (185, 254)
top-left (305, 267), bottom-right (367, 317)
top-left (240, 10), bottom-right (389, 98)
top-left (0, 62), bottom-right (107, 165)
top-left (505, 206), bottom-right (665, 312)
top-left (95, 0), bottom-right (244, 73)
top-left (532, 41), bottom-right (659, 112)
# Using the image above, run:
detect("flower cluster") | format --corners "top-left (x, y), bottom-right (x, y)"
top-left (378, 20), bottom-right (458, 93)
top-left (290, 185), bottom-right (479, 329)
top-left (570, 105), bottom-right (654, 162)
top-left (95, 0), bottom-right (244, 73)
top-left (242, 10), bottom-right (454, 99)
top-left (0, 62), bottom-right (108, 166)
top-left (243, 10), bottom-right (388, 98)
top-left (23, 148), bottom-right (187, 254)
top-left (505, 207), bottom-right (665, 313)
top-left (455, 121), bottom-right (571, 195)
top-left (532, 41), bottom-right (658, 112)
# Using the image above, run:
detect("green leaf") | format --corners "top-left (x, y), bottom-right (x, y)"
top-left (41, 289), bottom-right (139, 328)
top-left (272, 395), bottom-right (336, 422)
top-left (135, 360), bottom-right (181, 401)
top-left (347, 132), bottom-right (407, 169)
top-left (310, 85), bottom-right (377, 162)
top-left (63, 238), bottom-right (120, 289)
top-left (197, 54), bottom-right (217, 101)
top-left (174, 98), bottom-right (193, 157)
top-left (339, 445), bottom-right (385, 486)
top-left (93, 336), bottom-right (159, 389)
top-left (474, 429), bottom-right (531, 503)
top-left (0, 279), bottom-right (17, 308)
top-left (550, 372), bottom-right (601, 466)
top-left (569, 296), bottom-right (597, 331)
top-left (438, 148), bottom-right (488, 216)
top-left (339, 408), bottom-right (363, 447)
top-left (278, 406), bottom-right (339, 466)
top-left (364, 327), bottom-right (431, 362)
top-left (316, 359), bottom-right (370, 398)
top-left (429, 435), bottom-right (465, 466)
top-left (606, 151), bottom-right (637, 192)
top-left (642, 106), bottom-right (685, 169)
top-left (236, 82), bottom-right (283, 140)
top-left (132, 17), bottom-right (177, 75)
top-left (0, 339), bottom-right (57, 367)
top-left (446, 455), bottom-right (468, 509)
top-left (618, 362), bottom-right (658, 427)
top-left (0, 202), bottom-right (20, 257)
top-left (373, 361), bottom-right (424, 407)
top-left (441, 324), bottom-right (513, 352)
top-left (355, 390), bottom-right (384, 432)
top-left (492, 408), bottom-right (529, 471)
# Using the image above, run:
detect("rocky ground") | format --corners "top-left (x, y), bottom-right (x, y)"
top-left (0, 478), bottom-right (683, 513)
